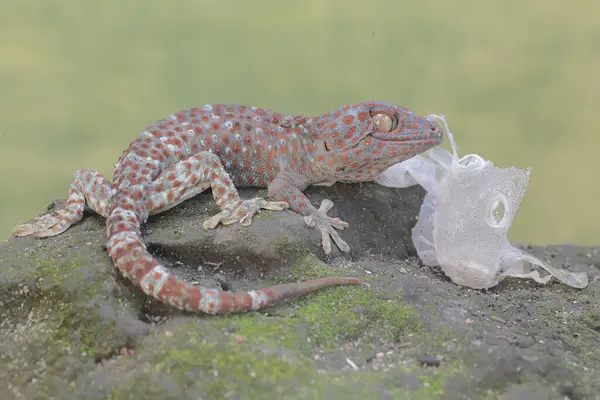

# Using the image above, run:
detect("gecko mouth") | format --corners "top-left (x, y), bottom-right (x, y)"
top-left (372, 123), bottom-right (443, 143)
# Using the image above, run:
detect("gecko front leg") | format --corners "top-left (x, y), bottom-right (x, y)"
top-left (268, 174), bottom-right (350, 254)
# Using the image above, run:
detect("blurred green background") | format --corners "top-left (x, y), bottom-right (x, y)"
top-left (1, 0), bottom-right (599, 245)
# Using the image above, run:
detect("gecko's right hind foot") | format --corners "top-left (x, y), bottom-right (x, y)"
top-left (202, 197), bottom-right (289, 230)
top-left (13, 212), bottom-right (80, 238)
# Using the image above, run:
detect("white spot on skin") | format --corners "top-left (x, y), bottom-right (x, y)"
top-left (140, 130), bottom-right (153, 138)
top-left (139, 265), bottom-right (170, 296)
top-left (225, 147), bottom-right (231, 154)
top-left (107, 232), bottom-right (139, 256)
top-left (166, 144), bottom-right (177, 152)
top-left (181, 121), bottom-right (190, 127)
top-left (277, 126), bottom-right (283, 132)
top-left (225, 121), bottom-right (233, 129)
top-left (144, 157), bottom-right (162, 167)
top-left (204, 104), bottom-right (213, 111)
top-left (242, 147), bottom-right (247, 153)
top-left (248, 290), bottom-right (269, 310)
top-left (199, 287), bottom-right (221, 314)
top-left (256, 128), bottom-right (263, 134)
top-left (225, 161), bottom-right (232, 169)
top-left (212, 115), bottom-right (220, 120)
top-left (234, 134), bottom-right (242, 141)
top-left (188, 129), bottom-right (195, 135)
top-left (212, 134), bottom-right (218, 141)
top-left (111, 209), bottom-right (140, 223)
top-left (169, 114), bottom-right (177, 120)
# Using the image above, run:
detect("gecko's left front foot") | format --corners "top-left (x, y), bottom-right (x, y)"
top-left (304, 199), bottom-right (350, 254)
top-left (203, 197), bottom-right (289, 230)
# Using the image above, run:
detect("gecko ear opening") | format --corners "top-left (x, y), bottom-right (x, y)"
top-left (314, 138), bottom-right (331, 152)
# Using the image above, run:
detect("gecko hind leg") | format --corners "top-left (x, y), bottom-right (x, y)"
top-left (13, 169), bottom-right (114, 238)
top-left (202, 197), bottom-right (289, 229)
top-left (141, 151), bottom-right (288, 228)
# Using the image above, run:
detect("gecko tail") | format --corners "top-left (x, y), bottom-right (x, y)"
top-left (106, 189), bottom-right (359, 315)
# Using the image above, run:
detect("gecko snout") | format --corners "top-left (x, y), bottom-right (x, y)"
top-left (426, 120), bottom-right (444, 144)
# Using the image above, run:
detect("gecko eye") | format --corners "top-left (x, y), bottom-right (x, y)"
top-left (372, 112), bottom-right (395, 132)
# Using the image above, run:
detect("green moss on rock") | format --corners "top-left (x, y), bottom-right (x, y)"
top-left (0, 253), bottom-right (131, 398)
top-left (296, 285), bottom-right (420, 348)
top-left (109, 319), bottom-right (444, 400)
top-left (578, 311), bottom-right (600, 332)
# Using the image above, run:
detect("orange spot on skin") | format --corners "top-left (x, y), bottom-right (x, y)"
top-left (358, 112), bottom-right (370, 122)
top-left (217, 186), bottom-right (227, 196)
top-left (131, 191), bottom-right (142, 201)
top-left (344, 126), bottom-right (357, 139)
top-left (231, 121), bottom-right (241, 134)
top-left (342, 115), bottom-right (355, 125)
top-left (187, 286), bottom-right (202, 310)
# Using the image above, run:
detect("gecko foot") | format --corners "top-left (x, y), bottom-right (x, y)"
top-left (202, 197), bottom-right (289, 230)
top-left (303, 199), bottom-right (350, 254)
top-left (13, 212), bottom-right (79, 238)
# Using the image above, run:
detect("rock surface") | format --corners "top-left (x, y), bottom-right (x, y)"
top-left (1, 182), bottom-right (599, 400)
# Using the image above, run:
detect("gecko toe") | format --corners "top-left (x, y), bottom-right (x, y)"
top-left (203, 197), bottom-right (289, 230)
top-left (13, 223), bottom-right (35, 237)
top-left (303, 200), bottom-right (351, 253)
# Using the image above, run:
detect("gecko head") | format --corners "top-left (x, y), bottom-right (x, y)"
top-left (309, 101), bottom-right (443, 181)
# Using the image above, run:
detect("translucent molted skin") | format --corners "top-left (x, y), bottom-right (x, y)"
top-left (409, 114), bottom-right (588, 289)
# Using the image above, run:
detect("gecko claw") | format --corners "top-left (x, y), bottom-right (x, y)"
top-left (303, 199), bottom-right (350, 254)
top-left (202, 197), bottom-right (289, 230)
